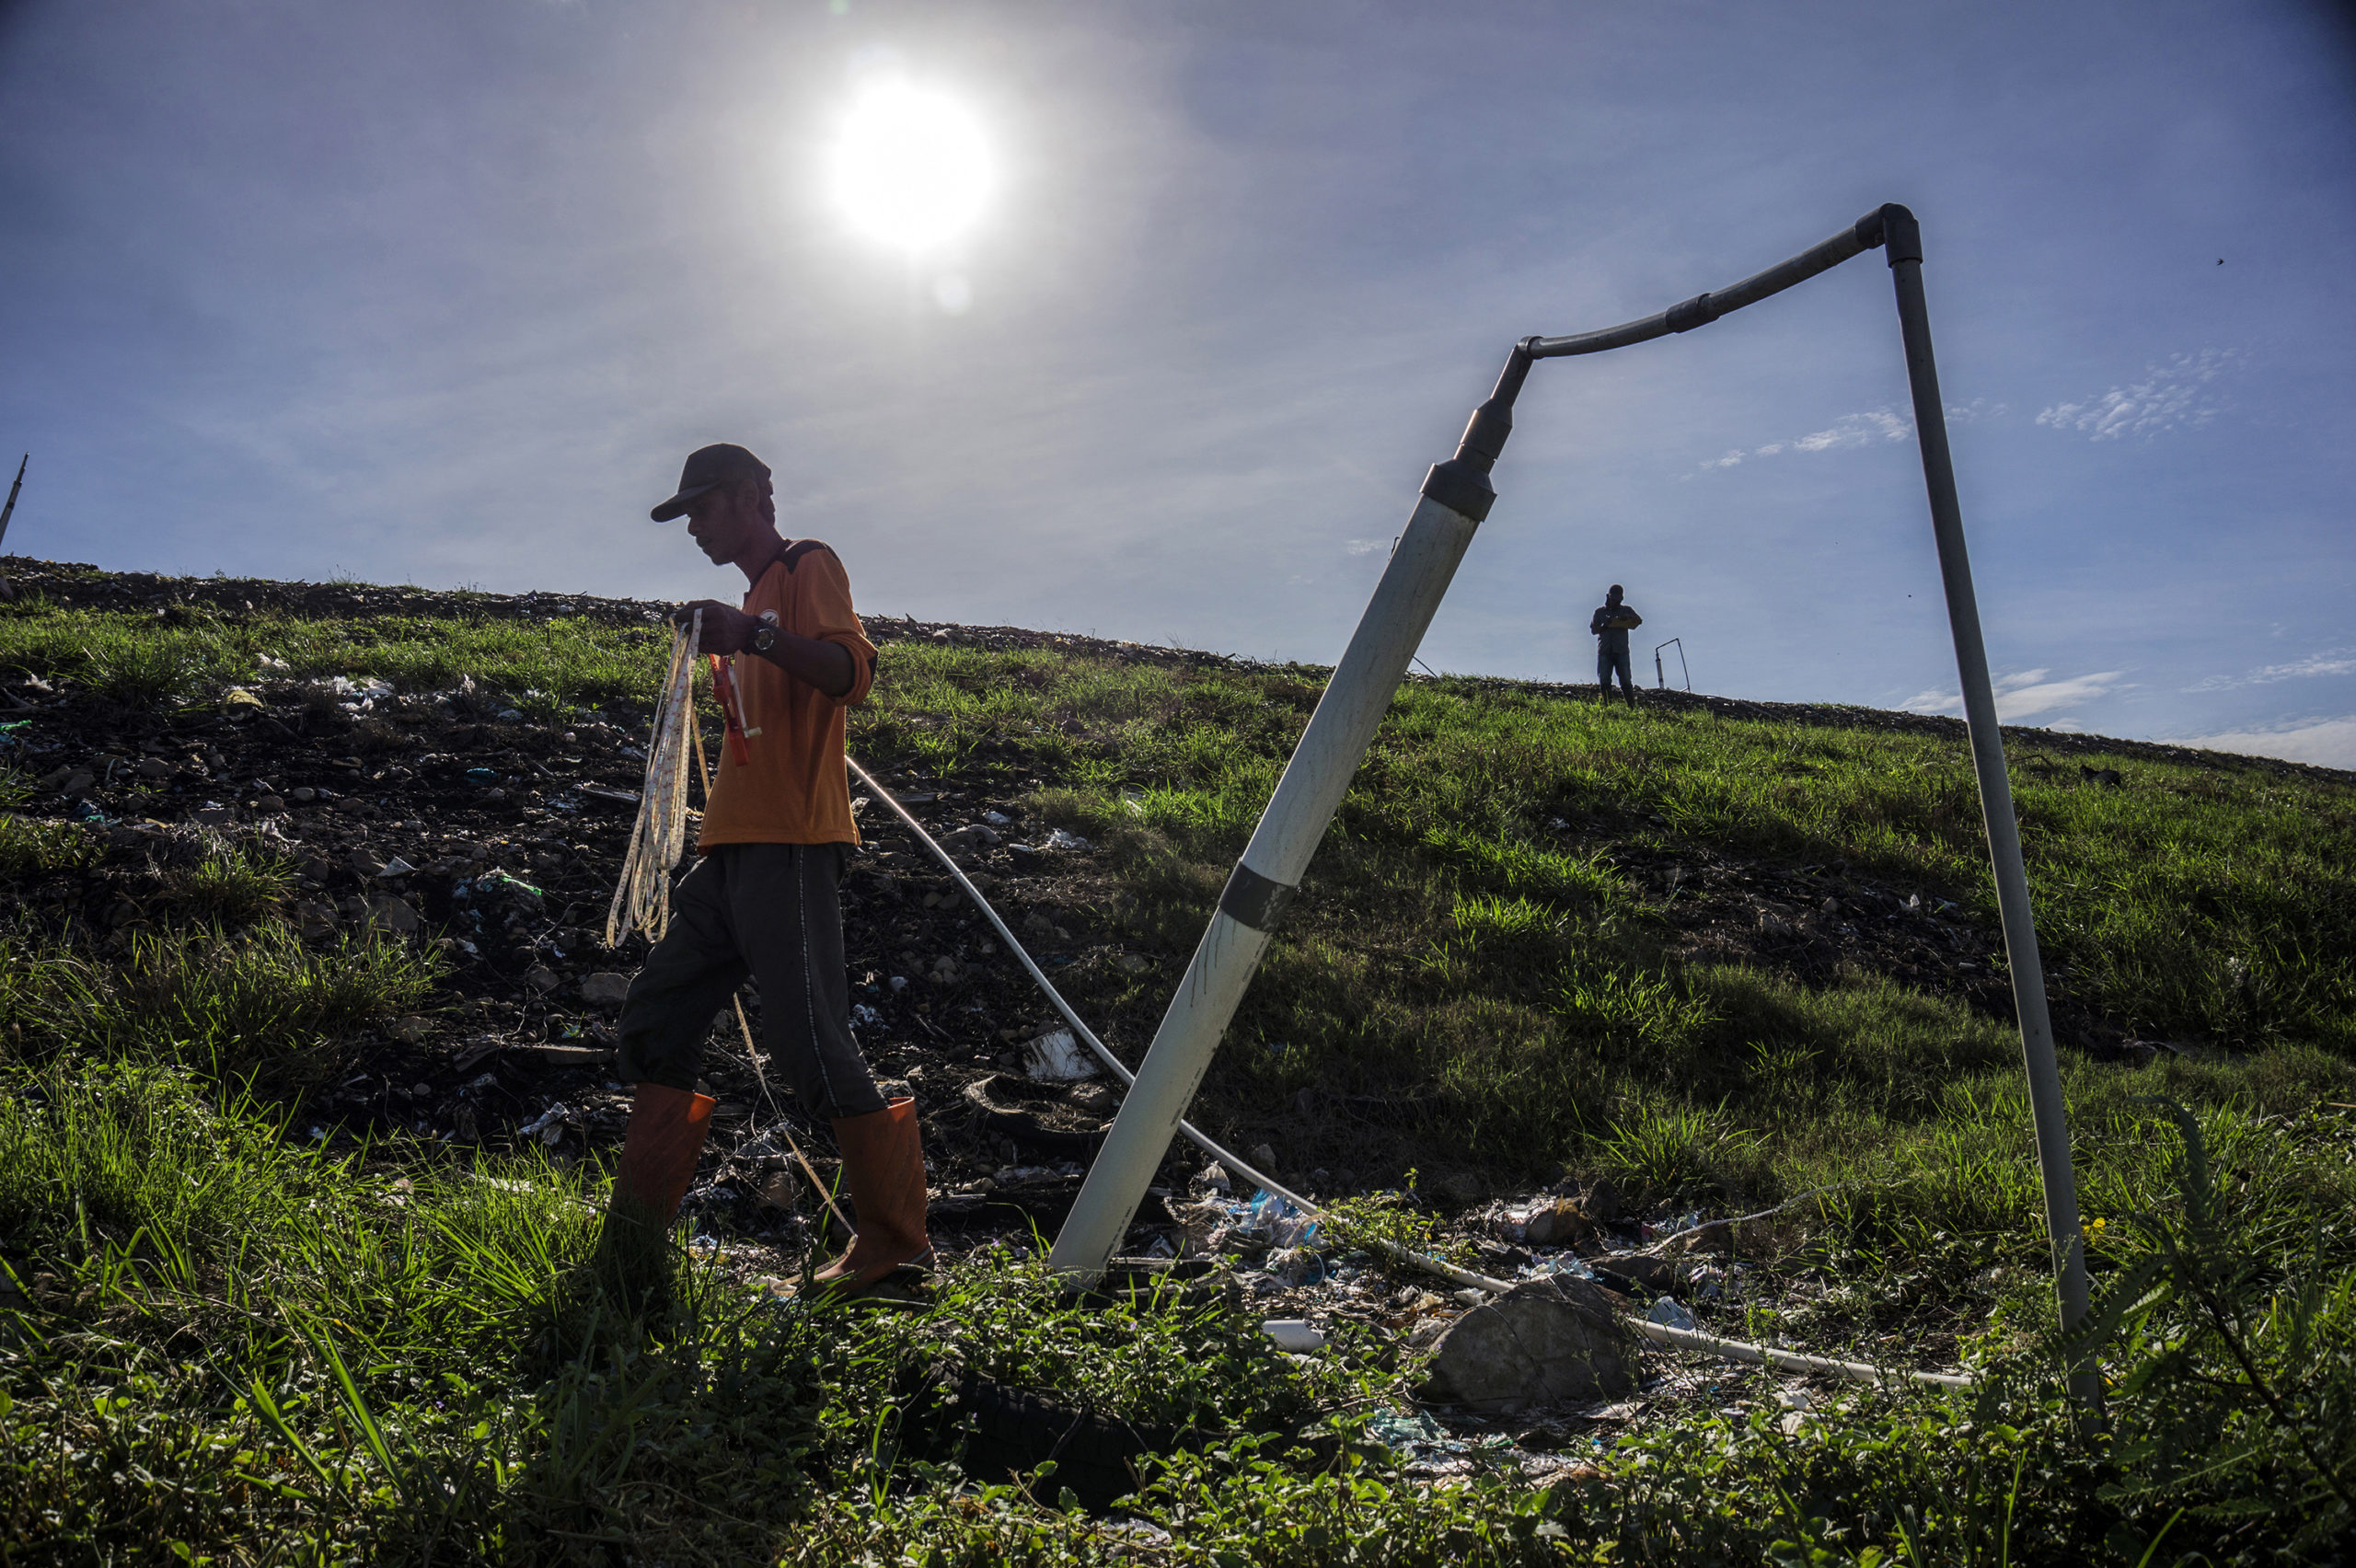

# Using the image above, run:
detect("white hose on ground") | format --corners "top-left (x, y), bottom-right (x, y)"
top-left (606, 612), bottom-right (700, 949)
top-left (846, 755), bottom-right (1972, 1391)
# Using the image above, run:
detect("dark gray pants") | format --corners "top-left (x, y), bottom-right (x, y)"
top-left (616, 843), bottom-right (884, 1120)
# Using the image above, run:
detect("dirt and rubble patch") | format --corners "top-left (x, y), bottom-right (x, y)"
top-left (0, 555), bottom-right (2337, 1255)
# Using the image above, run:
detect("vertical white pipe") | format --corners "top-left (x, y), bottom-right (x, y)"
top-left (1049, 491), bottom-right (1485, 1279)
top-left (1886, 214), bottom-right (2099, 1409)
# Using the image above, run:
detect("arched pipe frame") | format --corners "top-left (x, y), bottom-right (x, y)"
top-left (1046, 203), bottom-right (2099, 1409)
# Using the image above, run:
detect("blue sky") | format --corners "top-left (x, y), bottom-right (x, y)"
top-left (4, 1), bottom-right (2351, 764)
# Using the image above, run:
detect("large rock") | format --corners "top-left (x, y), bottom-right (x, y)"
top-left (1417, 1275), bottom-right (1636, 1414)
top-left (580, 972), bottom-right (631, 1009)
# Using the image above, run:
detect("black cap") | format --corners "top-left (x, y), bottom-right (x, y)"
top-left (651, 444), bottom-right (770, 523)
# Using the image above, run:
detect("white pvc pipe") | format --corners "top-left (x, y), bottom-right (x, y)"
top-left (1887, 239), bottom-right (2096, 1409)
top-left (1049, 492), bottom-right (1485, 1280)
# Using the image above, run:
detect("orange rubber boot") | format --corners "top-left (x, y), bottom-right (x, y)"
top-left (607, 1083), bottom-right (717, 1238)
top-left (812, 1097), bottom-right (933, 1291)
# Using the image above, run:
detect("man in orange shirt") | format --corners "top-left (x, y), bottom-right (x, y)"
top-left (601, 443), bottom-right (929, 1297)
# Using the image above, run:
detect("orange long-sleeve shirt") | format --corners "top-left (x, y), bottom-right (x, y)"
top-left (696, 540), bottom-right (877, 850)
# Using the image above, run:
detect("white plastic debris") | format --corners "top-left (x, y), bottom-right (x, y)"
top-left (1260, 1319), bottom-right (1326, 1353)
top-left (1020, 1027), bottom-right (1098, 1081)
top-left (519, 1104), bottom-right (571, 1145)
top-left (1042, 827), bottom-right (1091, 850)
top-left (981, 810), bottom-right (1011, 825)
top-left (1645, 1296), bottom-right (1698, 1331)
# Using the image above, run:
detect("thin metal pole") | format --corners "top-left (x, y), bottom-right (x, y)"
top-left (1882, 207), bottom-right (2099, 1408)
top-left (1049, 486), bottom-right (1495, 1279)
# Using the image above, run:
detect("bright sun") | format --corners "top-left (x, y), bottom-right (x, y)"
top-left (827, 76), bottom-right (993, 253)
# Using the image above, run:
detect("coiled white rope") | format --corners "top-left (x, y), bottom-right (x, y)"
top-left (606, 612), bottom-right (700, 949)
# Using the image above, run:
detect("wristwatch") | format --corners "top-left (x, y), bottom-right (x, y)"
top-left (750, 625), bottom-right (777, 655)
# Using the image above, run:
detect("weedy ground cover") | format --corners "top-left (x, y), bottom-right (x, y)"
top-left (3, 578), bottom-right (2354, 1560)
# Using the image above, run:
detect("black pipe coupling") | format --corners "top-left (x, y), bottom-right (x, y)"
top-left (1665, 292), bottom-right (1721, 333)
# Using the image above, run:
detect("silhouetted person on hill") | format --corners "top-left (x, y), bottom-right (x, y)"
top-left (1589, 584), bottom-right (1643, 708)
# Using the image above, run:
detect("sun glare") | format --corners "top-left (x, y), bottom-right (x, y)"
top-left (827, 76), bottom-right (993, 253)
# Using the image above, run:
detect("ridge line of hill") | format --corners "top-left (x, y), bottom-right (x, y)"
top-left (7, 555), bottom-right (2344, 785)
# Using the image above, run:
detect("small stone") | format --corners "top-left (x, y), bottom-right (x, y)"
top-left (62, 771), bottom-right (96, 797)
top-left (291, 787), bottom-right (318, 803)
top-left (1597, 1251), bottom-right (1682, 1293)
top-left (367, 896), bottom-right (422, 935)
top-left (191, 806), bottom-right (233, 827)
top-left (1114, 952), bottom-right (1149, 974)
top-left (254, 795), bottom-right (286, 813)
top-left (387, 1016), bottom-right (433, 1044)
top-left (1430, 1170), bottom-right (1485, 1206)
top-left (1249, 1142), bottom-right (1279, 1174)
top-left (1523, 1200), bottom-right (1595, 1247)
top-left (522, 965), bottom-right (561, 995)
top-left (579, 972), bottom-right (630, 1009)
top-left (136, 758), bottom-right (173, 780)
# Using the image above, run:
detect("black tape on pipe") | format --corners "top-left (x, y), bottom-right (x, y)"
top-left (1217, 861), bottom-right (1299, 932)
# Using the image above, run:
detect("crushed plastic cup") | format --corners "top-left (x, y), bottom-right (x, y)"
top-left (1644, 1297), bottom-right (1698, 1332)
top-left (1259, 1319), bottom-right (1325, 1353)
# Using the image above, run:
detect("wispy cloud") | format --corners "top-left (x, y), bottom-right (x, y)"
top-left (2170, 715), bottom-right (2356, 770)
top-left (1697, 406), bottom-right (1925, 469)
top-left (2035, 348), bottom-right (2241, 441)
top-left (2181, 648), bottom-right (2356, 693)
top-left (1900, 668), bottom-right (2131, 722)
top-left (1344, 537), bottom-right (1388, 556)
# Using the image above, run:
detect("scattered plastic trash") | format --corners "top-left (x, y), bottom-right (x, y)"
top-left (1364, 1409), bottom-right (1452, 1459)
top-left (981, 809), bottom-right (1011, 825)
top-left (1525, 1254), bottom-right (1598, 1282)
top-left (475, 869), bottom-right (543, 899)
top-left (1269, 1246), bottom-right (1328, 1287)
top-left (1239, 1189), bottom-right (1320, 1249)
top-left (1260, 1318), bottom-right (1326, 1352)
top-left (888, 975), bottom-right (908, 992)
top-left (375, 857), bottom-right (416, 879)
top-left (518, 1104), bottom-right (571, 1146)
top-left (1020, 1027), bottom-right (1097, 1081)
top-left (465, 767), bottom-right (500, 784)
top-left (1642, 1210), bottom-right (1704, 1243)
top-left (1645, 1297), bottom-right (1698, 1332)
top-left (1022, 826), bottom-right (1091, 851)
top-left (849, 1003), bottom-right (883, 1028)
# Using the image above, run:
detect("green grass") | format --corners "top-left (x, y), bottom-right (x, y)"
top-left (2, 922), bottom-right (441, 1090)
top-left (1, 1065), bottom-right (2350, 1562)
top-left (6, 587), bottom-right (2356, 1560)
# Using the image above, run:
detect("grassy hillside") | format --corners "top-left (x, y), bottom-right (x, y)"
top-left (3, 560), bottom-right (2354, 1563)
